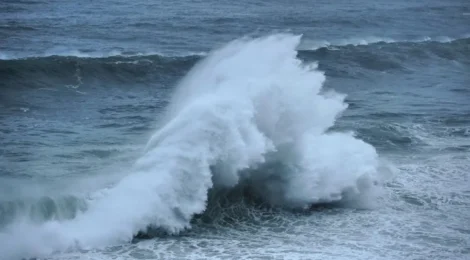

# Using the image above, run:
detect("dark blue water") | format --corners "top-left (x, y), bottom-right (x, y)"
top-left (1, 1), bottom-right (469, 259)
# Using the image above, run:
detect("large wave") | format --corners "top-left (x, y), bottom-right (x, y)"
top-left (0, 34), bottom-right (389, 259)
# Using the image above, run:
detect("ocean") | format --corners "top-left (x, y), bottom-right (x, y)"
top-left (1, 0), bottom-right (469, 259)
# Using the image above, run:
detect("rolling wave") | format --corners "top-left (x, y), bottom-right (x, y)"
top-left (0, 49), bottom-right (207, 61)
top-left (0, 35), bottom-right (467, 61)
top-left (1, 35), bottom-right (468, 90)
top-left (0, 54), bottom-right (201, 88)
top-left (0, 34), bottom-right (392, 259)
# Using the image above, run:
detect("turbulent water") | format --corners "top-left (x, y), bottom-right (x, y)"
top-left (1, 1), bottom-right (469, 260)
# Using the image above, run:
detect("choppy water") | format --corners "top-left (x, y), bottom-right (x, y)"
top-left (1, 1), bottom-right (469, 260)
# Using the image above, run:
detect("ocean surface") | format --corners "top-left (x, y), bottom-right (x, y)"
top-left (1, 0), bottom-right (469, 259)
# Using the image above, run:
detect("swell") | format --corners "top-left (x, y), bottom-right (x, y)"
top-left (1, 37), bottom-right (468, 89)
top-left (0, 55), bottom-right (200, 89)
top-left (0, 24), bottom-right (36, 31)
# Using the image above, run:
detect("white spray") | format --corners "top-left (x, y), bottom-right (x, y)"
top-left (0, 34), bottom-right (384, 259)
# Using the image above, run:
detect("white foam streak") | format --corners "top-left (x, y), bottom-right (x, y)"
top-left (0, 34), bottom-right (387, 259)
top-left (300, 35), bottom-right (465, 50)
top-left (301, 36), bottom-right (396, 50)
top-left (0, 49), bottom-right (207, 60)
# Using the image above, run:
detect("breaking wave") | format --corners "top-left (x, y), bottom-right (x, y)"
top-left (0, 34), bottom-right (390, 259)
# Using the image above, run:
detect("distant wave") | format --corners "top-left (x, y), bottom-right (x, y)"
top-left (299, 35), bottom-right (469, 50)
top-left (0, 24), bottom-right (36, 31)
top-left (1, 35), bottom-right (468, 91)
top-left (0, 50), bottom-right (207, 61)
top-left (1, 35), bottom-right (468, 61)
top-left (0, 53), bottom-right (202, 87)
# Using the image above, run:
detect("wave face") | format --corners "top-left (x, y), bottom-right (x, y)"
top-left (0, 34), bottom-right (385, 259)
